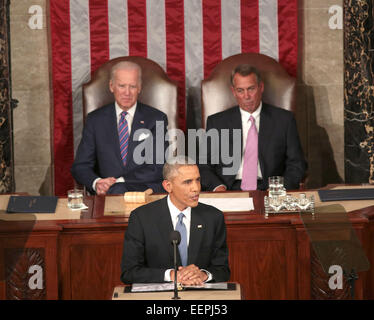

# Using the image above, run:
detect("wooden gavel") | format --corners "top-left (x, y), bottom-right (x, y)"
top-left (123, 188), bottom-right (153, 203)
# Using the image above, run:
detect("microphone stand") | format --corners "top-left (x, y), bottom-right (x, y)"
top-left (172, 239), bottom-right (180, 300)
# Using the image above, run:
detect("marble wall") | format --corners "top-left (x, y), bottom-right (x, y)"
top-left (344, 0), bottom-right (374, 184)
top-left (10, 0), bottom-right (52, 195)
top-left (8, 0), bottom-right (345, 194)
top-left (298, 0), bottom-right (345, 188)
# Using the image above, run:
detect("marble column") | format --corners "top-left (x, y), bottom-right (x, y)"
top-left (0, 0), bottom-right (14, 193)
top-left (344, 0), bottom-right (374, 183)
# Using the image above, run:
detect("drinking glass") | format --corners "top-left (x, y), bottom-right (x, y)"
top-left (268, 176), bottom-right (286, 198)
top-left (67, 189), bottom-right (84, 209)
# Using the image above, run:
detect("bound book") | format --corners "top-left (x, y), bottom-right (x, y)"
top-left (6, 196), bottom-right (59, 214)
top-left (318, 189), bottom-right (374, 202)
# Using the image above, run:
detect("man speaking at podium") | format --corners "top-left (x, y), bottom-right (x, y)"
top-left (120, 157), bottom-right (230, 285)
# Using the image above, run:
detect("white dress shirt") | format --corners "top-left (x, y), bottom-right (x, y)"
top-left (167, 195), bottom-right (191, 244)
top-left (115, 101), bottom-right (137, 135)
top-left (164, 195), bottom-right (212, 282)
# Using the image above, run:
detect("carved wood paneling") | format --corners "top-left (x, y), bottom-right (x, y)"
top-left (311, 248), bottom-right (351, 300)
top-left (5, 248), bottom-right (46, 300)
top-left (226, 226), bottom-right (297, 300)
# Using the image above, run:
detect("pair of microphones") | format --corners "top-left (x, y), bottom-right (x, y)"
top-left (170, 231), bottom-right (181, 300)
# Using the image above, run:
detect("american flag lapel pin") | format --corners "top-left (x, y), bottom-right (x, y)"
top-left (140, 120), bottom-right (145, 124)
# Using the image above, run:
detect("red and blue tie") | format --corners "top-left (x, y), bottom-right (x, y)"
top-left (118, 111), bottom-right (129, 166)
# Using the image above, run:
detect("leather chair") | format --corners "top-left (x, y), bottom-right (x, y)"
top-left (201, 52), bottom-right (296, 128)
top-left (82, 56), bottom-right (178, 129)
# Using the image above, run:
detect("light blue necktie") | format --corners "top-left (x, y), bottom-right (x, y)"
top-left (175, 213), bottom-right (187, 266)
top-left (118, 111), bottom-right (129, 166)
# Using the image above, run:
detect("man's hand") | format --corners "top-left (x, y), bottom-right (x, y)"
top-left (96, 177), bottom-right (117, 195)
top-left (170, 264), bottom-right (208, 285)
top-left (213, 185), bottom-right (227, 192)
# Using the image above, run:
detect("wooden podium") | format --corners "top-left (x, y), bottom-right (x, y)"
top-left (111, 283), bottom-right (242, 300)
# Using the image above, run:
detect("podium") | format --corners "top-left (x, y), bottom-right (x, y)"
top-left (111, 283), bottom-right (242, 300)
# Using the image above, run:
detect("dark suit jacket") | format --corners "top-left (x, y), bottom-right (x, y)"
top-left (71, 102), bottom-right (168, 194)
top-left (199, 103), bottom-right (307, 191)
top-left (120, 197), bottom-right (230, 284)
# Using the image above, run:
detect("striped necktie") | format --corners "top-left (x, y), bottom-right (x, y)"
top-left (118, 111), bottom-right (129, 166)
top-left (241, 115), bottom-right (258, 190)
top-left (175, 213), bottom-right (188, 266)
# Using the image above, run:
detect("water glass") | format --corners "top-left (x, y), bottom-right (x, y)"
top-left (67, 189), bottom-right (84, 209)
top-left (268, 176), bottom-right (286, 198)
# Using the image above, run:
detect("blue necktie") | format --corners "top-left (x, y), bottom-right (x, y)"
top-left (118, 111), bottom-right (129, 166)
top-left (175, 213), bottom-right (187, 266)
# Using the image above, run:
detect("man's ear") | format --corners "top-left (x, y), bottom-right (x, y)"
top-left (230, 86), bottom-right (236, 97)
top-left (162, 180), bottom-right (172, 193)
top-left (259, 81), bottom-right (264, 94)
top-left (109, 80), bottom-right (114, 93)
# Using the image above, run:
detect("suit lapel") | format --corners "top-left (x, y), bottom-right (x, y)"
top-left (228, 106), bottom-right (243, 156)
top-left (259, 103), bottom-right (272, 177)
top-left (106, 104), bottom-right (124, 165)
top-left (187, 206), bottom-right (204, 265)
top-left (129, 102), bottom-right (146, 143)
top-left (230, 106), bottom-right (242, 130)
top-left (125, 102), bottom-right (147, 172)
top-left (156, 197), bottom-right (177, 263)
top-left (232, 106), bottom-right (243, 149)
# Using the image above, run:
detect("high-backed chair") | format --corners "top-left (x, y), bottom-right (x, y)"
top-left (201, 53), bottom-right (307, 189)
top-left (83, 56), bottom-right (178, 129)
top-left (201, 52), bottom-right (296, 128)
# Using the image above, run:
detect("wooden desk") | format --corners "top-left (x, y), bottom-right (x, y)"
top-left (0, 188), bottom-right (373, 300)
top-left (112, 283), bottom-right (242, 300)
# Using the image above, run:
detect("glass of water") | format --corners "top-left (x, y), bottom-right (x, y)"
top-left (268, 176), bottom-right (286, 198)
top-left (67, 189), bottom-right (84, 209)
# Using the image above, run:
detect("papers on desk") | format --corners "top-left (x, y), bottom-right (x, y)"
top-left (198, 197), bottom-right (254, 212)
top-left (131, 282), bottom-right (229, 292)
top-left (132, 283), bottom-right (174, 292)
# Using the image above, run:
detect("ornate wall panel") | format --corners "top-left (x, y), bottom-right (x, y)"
top-left (344, 0), bottom-right (374, 182)
top-left (0, 0), bottom-right (14, 192)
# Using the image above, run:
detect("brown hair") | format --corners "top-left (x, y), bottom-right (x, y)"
top-left (230, 64), bottom-right (262, 86)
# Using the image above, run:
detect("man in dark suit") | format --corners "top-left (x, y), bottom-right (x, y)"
top-left (199, 64), bottom-right (307, 191)
top-left (71, 61), bottom-right (168, 195)
top-left (121, 157), bottom-right (230, 284)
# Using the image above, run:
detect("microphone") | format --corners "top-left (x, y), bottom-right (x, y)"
top-left (170, 230), bottom-right (181, 245)
top-left (170, 230), bottom-right (181, 300)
